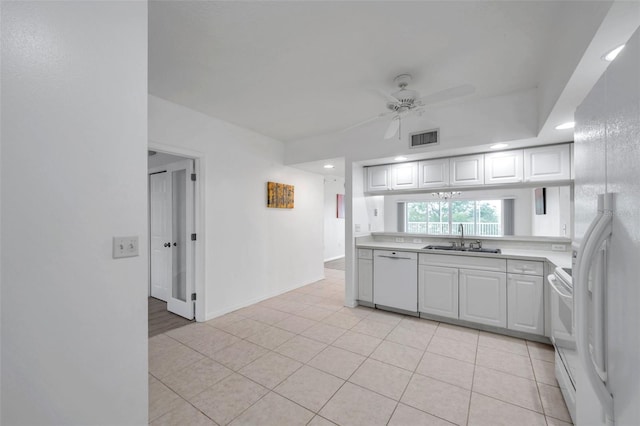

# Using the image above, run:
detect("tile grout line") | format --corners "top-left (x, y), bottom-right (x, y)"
top-left (385, 330), bottom-right (433, 425)
top-left (150, 270), bottom-right (566, 426)
top-left (527, 340), bottom-right (552, 425)
top-left (465, 329), bottom-right (480, 426)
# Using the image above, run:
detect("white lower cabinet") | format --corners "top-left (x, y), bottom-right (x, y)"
top-left (507, 273), bottom-right (544, 335)
top-left (357, 258), bottom-right (373, 303)
top-left (418, 265), bottom-right (459, 319)
top-left (459, 269), bottom-right (507, 328)
top-left (357, 249), bottom-right (373, 303)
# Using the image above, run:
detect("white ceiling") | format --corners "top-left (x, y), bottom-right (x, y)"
top-left (149, 1), bottom-right (639, 175)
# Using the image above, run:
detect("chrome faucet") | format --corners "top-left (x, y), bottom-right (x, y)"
top-left (458, 224), bottom-right (465, 247)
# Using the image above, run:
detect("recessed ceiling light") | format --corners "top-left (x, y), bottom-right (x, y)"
top-left (490, 143), bottom-right (508, 150)
top-left (323, 164), bottom-right (335, 169)
top-left (603, 44), bottom-right (625, 62)
top-left (555, 122), bottom-right (575, 130)
top-left (394, 156), bottom-right (408, 161)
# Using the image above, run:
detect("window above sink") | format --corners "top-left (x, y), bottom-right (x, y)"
top-left (403, 199), bottom-right (504, 237)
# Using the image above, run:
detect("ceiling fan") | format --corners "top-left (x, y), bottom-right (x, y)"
top-left (349, 74), bottom-right (475, 140)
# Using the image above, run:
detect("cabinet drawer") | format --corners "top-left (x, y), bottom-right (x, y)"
top-left (507, 259), bottom-right (543, 276)
top-left (419, 253), bottom-right (506, 272)
top-left (358, 249), bottom-right (373, 259)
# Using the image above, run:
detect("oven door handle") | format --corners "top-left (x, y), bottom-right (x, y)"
top-left (547, 274), bottom-right (572, 299)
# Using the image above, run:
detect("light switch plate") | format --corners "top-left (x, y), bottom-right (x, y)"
top-left (113, 236), bottom-right (139, 258)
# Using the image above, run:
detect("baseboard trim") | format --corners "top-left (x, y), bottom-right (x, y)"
top-left (203, 275), bottom-right (325, 321)
top-left (324, 255), bottom-right (345, 262)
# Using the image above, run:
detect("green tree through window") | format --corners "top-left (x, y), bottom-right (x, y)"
top-left (405, 199), bottom-right (502, 236)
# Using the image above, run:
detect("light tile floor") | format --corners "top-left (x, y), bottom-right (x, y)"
top-left (149, 268), bottom-right (573, 426)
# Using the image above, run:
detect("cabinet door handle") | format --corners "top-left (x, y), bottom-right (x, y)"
top-left (163, 242), bottom-right (171, 248)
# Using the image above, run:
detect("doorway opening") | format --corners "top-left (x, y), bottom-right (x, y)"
top-left (148, 149), bottom-right (201, 336)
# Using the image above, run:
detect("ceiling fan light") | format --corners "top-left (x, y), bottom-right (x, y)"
top-left (490, 143), bottom-right (508, 149)
top-left (555, 121), bottom-right (575, 130)
top-left (603, 44), bottom-right (625, 61)
top-left (392, 88), bottom-right (419, 102)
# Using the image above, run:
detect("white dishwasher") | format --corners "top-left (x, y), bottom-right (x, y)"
top-left (373, 250), bottom-right (418, 312)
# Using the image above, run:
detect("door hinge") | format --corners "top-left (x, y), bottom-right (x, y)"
top-left (191, 233), bottom-right (197, 241)
top-left (191, 293), bottom-right (196, 301)
top-left (191, 173), bottom-right (196, 181)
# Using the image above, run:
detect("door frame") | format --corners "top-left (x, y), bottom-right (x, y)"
top-left (148, 142), bottom-right (206, 322)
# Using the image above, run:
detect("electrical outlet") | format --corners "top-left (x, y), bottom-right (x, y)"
top-left (395, 237), bottom-right (405, 243)
top-left (113, 236), bottom-right (139, 258)
top-left (355, 224), bottom-right (361, 232)
top-left (551, 244), bottom-right (566, 252)
top-left (413, 238), bottom-right (423, 243)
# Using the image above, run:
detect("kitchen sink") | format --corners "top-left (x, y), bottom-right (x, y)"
top-left (422, 245), bottom-right (501, 254)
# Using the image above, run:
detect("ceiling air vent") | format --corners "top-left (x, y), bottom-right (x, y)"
top-left (409, 129), bottom-right (439, 149)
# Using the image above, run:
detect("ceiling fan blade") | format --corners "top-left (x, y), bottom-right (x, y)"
top-left (419, 84), bottom-right (476, 106)
top-left (339, 111), bottom-right (392, 133)
top-left (384, 116), bottom-right (400, 139)
top-left (375, 88), bottom-right (401, 105)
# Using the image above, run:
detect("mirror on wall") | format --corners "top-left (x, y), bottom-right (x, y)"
top-left (378, 185), bottom-right (571, 238)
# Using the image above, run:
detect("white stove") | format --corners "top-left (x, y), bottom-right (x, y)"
top-left (548, 265), bottom-right (578, 423)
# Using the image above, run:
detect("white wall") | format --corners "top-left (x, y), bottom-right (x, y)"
top-left (531, 186), bottom-right (571, 237)
top-left (148, 96), bottom-right (324, 320)
top-left (382, 187), bottom-right (534, 236)
top-left (323, 177), bottom-right (345, 261)
top-left (1, 2), bottom-right (148, 425)
top-left (344, 160), bottom-right (364, 307)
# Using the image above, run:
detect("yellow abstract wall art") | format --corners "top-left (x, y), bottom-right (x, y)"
top-left (267, 181), bottom-right (294, 209)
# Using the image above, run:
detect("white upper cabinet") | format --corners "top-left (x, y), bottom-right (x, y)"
top-left (524, 145), bottom-right (571, 182)
top-left (418, 158), bottom-right (450, 188)
top-left (450, 154), bottom-right (485, 186)
top-left (364, 142), bottom-right (572, 192)
top-left (391, 162), bottom-right (419, 190)
top-left (484, 150), bottom-right (524, 184)
top-left (366, 165), bottom-right (391, 191)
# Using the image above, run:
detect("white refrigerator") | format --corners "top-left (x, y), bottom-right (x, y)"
top-left (573, 27), bottom-right (640, 426)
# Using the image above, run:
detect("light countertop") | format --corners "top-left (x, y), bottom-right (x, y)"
top-left (356, 241), bottom-right (572, 268)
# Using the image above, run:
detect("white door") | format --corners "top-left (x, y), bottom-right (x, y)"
top-left (523, 144), bottom-right (571, 182)
top-left (149, 172), bottom-right (172, 301)
top-left (149, 159), bottom-right (195, 320)
top-left (450, 154), bottom-right (485, 186)
top-left (357, 258), bottom-right (373, 303)
top-left (484, 150), bottom-right (524, 184)
top-left (507, 273), bottom-right (544, 335)
top-left (459, 268), bottom-right (507, 327)
top-left (418, 158), bottom-right (450, 188)
top-left (366, 165), bottom-right (391, 191)
top-left (418, 265), bottom-right (459, 319)
top-left (391, 163), bottom-right (418, 190)
top-left (167, 160), bottom-right (195, 319)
